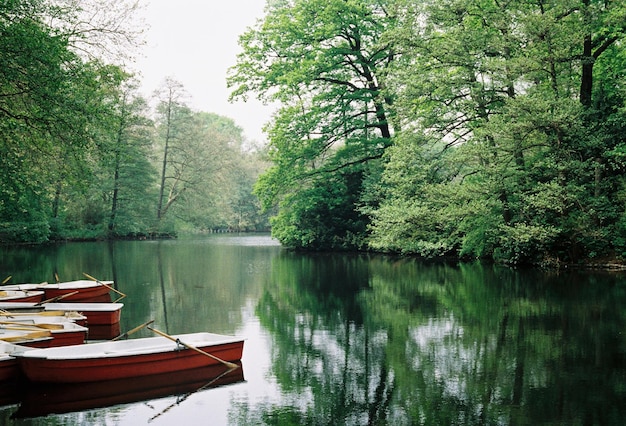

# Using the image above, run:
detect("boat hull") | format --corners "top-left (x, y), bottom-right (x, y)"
top-left (42, 282), bottom-right (112, 302)
top-left (0, 357), bottom-right (22, 381)
top-left (3, 280), bottom-right (115, 303)
top-left (0, 291), bottom-right (44, 303)
top-left (45, 302), bottom-right (123, 325)
top-left (0, 302), bottom-right (122, 326)
top-left (17, 332), bottom-right (245, 383)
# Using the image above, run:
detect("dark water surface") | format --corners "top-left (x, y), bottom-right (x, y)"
top-left (1, 234), bottom-right (625, 425)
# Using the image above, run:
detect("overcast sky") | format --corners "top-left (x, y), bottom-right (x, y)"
top-left (134, 0), bottom-right (273, 143)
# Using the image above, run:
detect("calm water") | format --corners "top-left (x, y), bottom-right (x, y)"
top-left (1, 234), bottom-right (625, 425)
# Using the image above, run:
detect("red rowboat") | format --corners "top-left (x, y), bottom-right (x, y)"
top-left (2, 280), bottom-right (115, 303)
top-left (38, 280), bottom-right (114, 302)
top-left (0, 341), bottom-right (31, 381)
top-left (15, 332), bottom-right (245, 383)
top-left (45, 302), bottom-right (123, 325)
top-left (0, 315), bottom-right (88, 347)
top-left (0, 290), bottom-right (44, 303)
top-left (0, 326), bottom-right (54, 348)
top-left (0, 302), bottom-right (121, 326)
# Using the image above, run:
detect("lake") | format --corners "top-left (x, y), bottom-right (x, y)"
top-left (1, 234), bottom-right (625, 425)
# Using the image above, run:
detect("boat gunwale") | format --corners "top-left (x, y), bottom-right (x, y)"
top-left (15, 332), bottom-right (245, 360)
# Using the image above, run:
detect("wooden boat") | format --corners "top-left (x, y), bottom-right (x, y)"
top-left (15, 332), bottom-right (245, 383)
top-left (2, 280), bottom-right (115, 303)
top-left (4, 318), bottom-right (88, 347)
top-left (0, 290), bottom-right (44, 303)
top-left (13, 363), bottom-right (245, 418)
top-left (0, 327), bottom-right (54, 348)
top-left (0, 309), bottom-right (88, 327)
top-left (0, 315), bottom-right (88, 347)
top-left (45, 302), bottom-right (123, 325)
top-left (0, 302), bottom-right (121, 326)
top-left (86, 322), bottom-right (122, 340)
top-left (0, 341), bottom-right (31, 381)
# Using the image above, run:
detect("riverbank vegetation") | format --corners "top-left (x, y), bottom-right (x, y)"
top-left (0, 0), bottom-right (270, 244)
top-left (229, 0), bottom-right (626, 266)
top-left (3, 0), bottom-right (625, 267)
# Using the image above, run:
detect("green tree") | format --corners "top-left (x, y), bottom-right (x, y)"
top-left (0, 0), bottom-right (146, 243)
top-left (99, 75), bottom-right (157, 237)
top-left (370, 0), bottom-right (626, 264)
top-left (229, 0), bottom-right (397, 250)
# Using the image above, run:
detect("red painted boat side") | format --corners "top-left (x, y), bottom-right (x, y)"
top-left (16, 337), bottom-right (53, 348)
top-left (43, 286), bottom-right (111, 302)
top-left (0, 358), bottom-right (22, 381)
top-left (83, 309), bottom-right (121, 325)
top-left (18, 340), bottom-right (244, 383)
top-left (49, 330), bottom-right (87, 347)
top-left (0, 292), bottom-right (44, 303)
top-left (45, 302), bottom-right (123, 325)
top-left (87, 322), bottom-right (121, 340)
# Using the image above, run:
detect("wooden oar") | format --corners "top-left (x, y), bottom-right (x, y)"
top-left (0, 310), bottom-right (67, 317)
top-left (0, 320), bottom-right (64, 330)
top-left (83, 273), bottom-right (127, 302)
top-left (2, 276), bottom-right (11, 285)
top-left (35, 290), bottom-right (80, 306)
top-left (0, 329), bottom-right (52, 342)
top-left (112, 319), bottom-right (154, 341)
top-left (147, 327), bottom-right (238, 369)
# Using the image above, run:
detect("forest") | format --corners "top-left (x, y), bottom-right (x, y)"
top-left (229, 0), bottom-right (626, 266)
top-left (0, 0), bottom-right (270, 244)
top-left (2, 0), bottom-right (626, 267)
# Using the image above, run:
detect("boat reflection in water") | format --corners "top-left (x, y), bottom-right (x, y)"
top-left (13, 362), bottom-right (245, 418)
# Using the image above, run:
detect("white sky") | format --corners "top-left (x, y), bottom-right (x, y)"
top-left (133, 0), bottom-right (274, 143)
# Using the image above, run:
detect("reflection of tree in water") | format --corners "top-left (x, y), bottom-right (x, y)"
top-left (232, 255), bottom-right (626, 425)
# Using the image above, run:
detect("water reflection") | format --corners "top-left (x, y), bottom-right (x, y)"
top-left (13, 363), bottom-right (244, 419)
top-left (238, 254), bottom-right (626, 425)
top-left (0, 237), bottom-right (625, 425)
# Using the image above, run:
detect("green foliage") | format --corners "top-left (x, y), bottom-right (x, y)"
top-left (0, 2), bottom-right (268, 243)
top-left (230, 0), bottom-right (396, 250)
top-left (271, 170), bottom-right (368, 250)
top-left (368, 0), bottom-right (626, 265)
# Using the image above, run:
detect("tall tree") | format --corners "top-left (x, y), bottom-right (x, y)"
top-left (370, 0), bottom-right (626, 264)
top-left (229, 0), bottom-right (397, 250)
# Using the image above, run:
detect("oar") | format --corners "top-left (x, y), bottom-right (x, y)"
top-left (0, 310), bottom-right (66, 317)
top-left (35, 290), bottom-right (80, 306)
top-left (0, 330), bottom-right (51, 342)
top-left (147, 327), bottom-right (238, 369)
top-left (83, 273), bottom-right (127, 301)
top-left (2, 276), bottom-right (11, 285)
top-left (112, 319), bottom-right (154, 341)
top-left (0, 320), bottom-right (64, 330)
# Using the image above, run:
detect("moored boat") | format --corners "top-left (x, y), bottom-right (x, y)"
top-left (0, 327), bottom-right (54, 348)
top-left (38, 280), bottom-right (114, 303)
top-left (0, 290), bottom-right (44, 303)
top-left (0, 309), bottom-right (88, 327)
top-left (45, 302), bottom-right (123, 325)
top-left (0, 302), bottom-right (120, 326)
top-left (15, 332), bottom-right (245, 383)
top-left (0, 341), bottom-right (31, 381)
top-left (1, 318), bottom-right (89, 347)
top-left (2, 279), bottom-right (116, 303)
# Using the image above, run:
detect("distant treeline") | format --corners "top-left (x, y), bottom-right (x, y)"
top-left (0, 1), bottom-right (270, 244)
